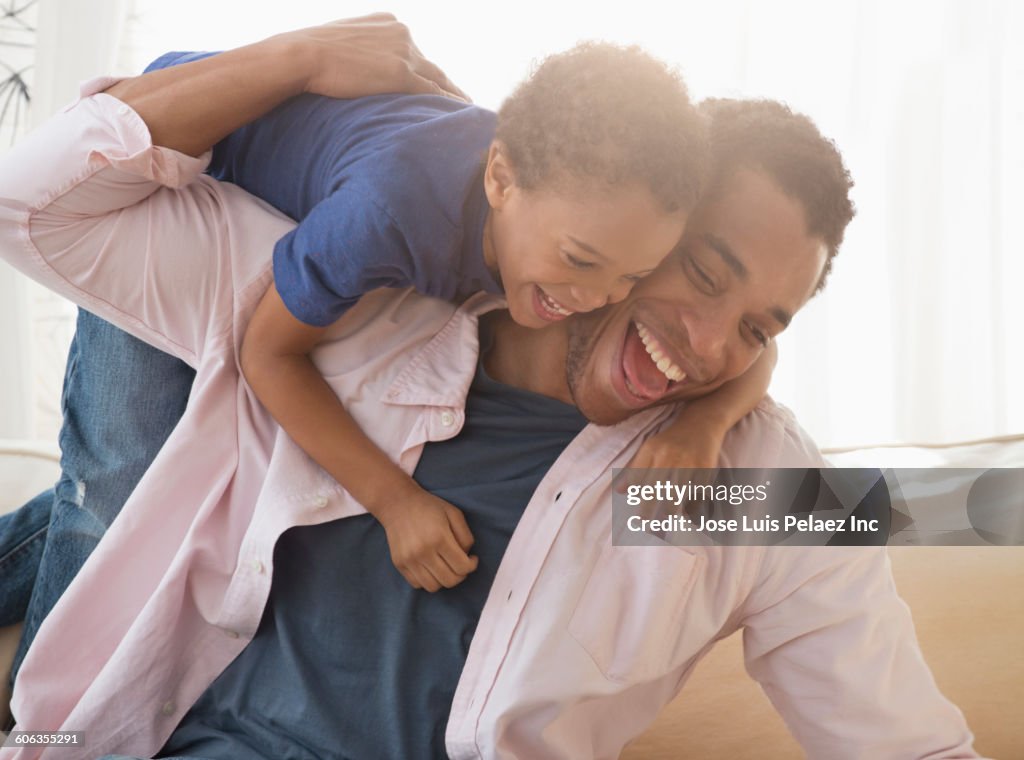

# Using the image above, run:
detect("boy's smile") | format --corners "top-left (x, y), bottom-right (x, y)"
top-left (481, 141), bottom-right (689, 330)
top-left (531, 285), bottom-right (575, 322)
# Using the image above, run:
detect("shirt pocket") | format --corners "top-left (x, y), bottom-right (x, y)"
top-left (568, 542), bottom-right (706, 684)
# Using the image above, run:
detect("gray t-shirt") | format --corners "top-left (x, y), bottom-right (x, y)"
top-left (158, 347), bottom-right (587, 759)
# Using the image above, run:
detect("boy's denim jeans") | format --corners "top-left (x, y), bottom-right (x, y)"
top-left (0, 309), bottom-right (195, 687)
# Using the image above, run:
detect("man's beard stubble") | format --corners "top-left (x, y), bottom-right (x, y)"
top-left (563, 314), bottom-right (631, 427)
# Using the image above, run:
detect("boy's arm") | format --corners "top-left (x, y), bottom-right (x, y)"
top-left (241, 283), bottom-right (479, 592)
top-left (104, 13), bottom-right (464, 157)
top-left (628, 342), bottom-right (777, 470)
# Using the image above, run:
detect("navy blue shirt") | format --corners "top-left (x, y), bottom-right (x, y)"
top-left (147, 52), bottom-right (501, 326)
top-left (158, 329), bottom-right (588, 759)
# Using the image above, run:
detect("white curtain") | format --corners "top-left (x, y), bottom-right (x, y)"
top-left (0, 0), bottom-right (39, 440)
top-left (769, 0), bottom-right (1023, 446)
top-left (0, 0), bottom-right (129, 441)
top-left (3, 0), bottom-right (1021, 448)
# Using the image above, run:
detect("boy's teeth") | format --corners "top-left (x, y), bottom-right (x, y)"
top-left (541, 290), bottom-right (573, 316)
top-left (634, 321), bottom-right (687, 384)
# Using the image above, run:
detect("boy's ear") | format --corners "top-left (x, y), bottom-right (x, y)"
top-left (483, 140), bottom-right (517, 209)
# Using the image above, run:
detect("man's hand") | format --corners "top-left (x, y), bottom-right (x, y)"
top-left (379, 490), bottom-right (479, 593)
top-left (278, 13), bottom-right (469, 102)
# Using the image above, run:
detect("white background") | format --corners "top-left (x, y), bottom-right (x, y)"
top-left (1, 0), bottom-right (1021, 449)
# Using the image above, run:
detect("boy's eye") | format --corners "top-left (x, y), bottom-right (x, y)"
top-left (746, 322), bottom-right (769, 348)
top-left (622, 273), bottom-right (646, 283)
top-left (562, 251), bottom-right (596, 270)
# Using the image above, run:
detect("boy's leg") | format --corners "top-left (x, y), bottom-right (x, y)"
top-left (0, 491), bottom-right (53, 627)
top-left (10, 309), bottom-right (196, 683)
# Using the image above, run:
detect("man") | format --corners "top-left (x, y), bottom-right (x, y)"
top-left (0, 14), bottom-right (471, 674)
top-left (0, 53), bottom-right (978, 758)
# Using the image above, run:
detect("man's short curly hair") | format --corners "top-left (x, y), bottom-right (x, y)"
top-left (700, 98), bottom-right (856, 291)
top-left (496, 42), bottom-right (708, 213)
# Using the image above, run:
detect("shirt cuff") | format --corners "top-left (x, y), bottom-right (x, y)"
top-left (69, 79), bottom-right (212, 188)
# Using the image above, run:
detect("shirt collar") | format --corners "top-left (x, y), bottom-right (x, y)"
top-left (381, 292), bottom-right (506, 409)
top-left (381, 292), bottom-right (675, 440)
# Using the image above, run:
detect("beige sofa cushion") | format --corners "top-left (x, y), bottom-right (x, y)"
top-left (1, 438), bottom-right (1021, 755)
top-left (623, 546), bottom-right (1023, 758)
top-left (626, 435), bottom-right (1024, 757)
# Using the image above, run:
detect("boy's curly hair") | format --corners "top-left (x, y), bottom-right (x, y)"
top-left (496, 42), bottom-right (708, 213)
top-left (700, 98), bottom-right (856, 291)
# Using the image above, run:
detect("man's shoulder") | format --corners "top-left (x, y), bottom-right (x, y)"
top-left (718, 396), bottom-right (825, 469)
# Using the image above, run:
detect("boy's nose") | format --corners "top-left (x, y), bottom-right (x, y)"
top-left (606, 279), bottom-right (635, 305)
top-left (569, 286), bottom-right (610, 312)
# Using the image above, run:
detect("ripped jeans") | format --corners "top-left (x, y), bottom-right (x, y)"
top-left (0, 309), bottom-right (194, 687)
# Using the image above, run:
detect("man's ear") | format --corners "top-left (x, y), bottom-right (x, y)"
top-left (483, 140), bottom-right (517, 210)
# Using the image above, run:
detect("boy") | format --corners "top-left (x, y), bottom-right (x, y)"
top-left (105, 18), bottom-right (772, 590)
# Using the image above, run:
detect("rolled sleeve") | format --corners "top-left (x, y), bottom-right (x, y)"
top-left (0, 90), bottom-right (278, 364)
top-left (742, 546), bottom-right (979, 758)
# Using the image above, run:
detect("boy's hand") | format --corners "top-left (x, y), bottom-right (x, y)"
top-left (627, 421), bottom-right (724, 472)
top-left (615, 419), bottom-right (723, 504)
top-left (617, 342), bottom-right (777, 492)
top-left (379, 491), bottom-right (478, 592)
top-left (278, 13), bottom-right (470, 102)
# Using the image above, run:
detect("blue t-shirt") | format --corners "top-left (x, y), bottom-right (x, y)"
top-left (147, 53), bottom-right (502, 326)
top-left (157, 328), bottom-right (588, 759)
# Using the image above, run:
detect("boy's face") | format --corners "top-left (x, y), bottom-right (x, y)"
top-left (482, 144), bottom-right (688, 329)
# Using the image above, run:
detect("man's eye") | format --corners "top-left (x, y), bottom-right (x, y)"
top-left (686, 255), bottom-right (717, 294)
top-left (563, 252), bottom-right (596, 270)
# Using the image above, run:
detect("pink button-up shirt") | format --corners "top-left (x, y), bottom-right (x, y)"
top-left (0, 86), bottom-right (979, 759)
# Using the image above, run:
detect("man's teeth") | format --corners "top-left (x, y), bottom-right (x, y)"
top-left (540, 290), bottom-right (574, 317)
top-left (635, 322), bottom-right (687, 383)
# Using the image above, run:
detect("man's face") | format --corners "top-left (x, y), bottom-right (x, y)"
top-left (564, 168), bottom-right (829, 425)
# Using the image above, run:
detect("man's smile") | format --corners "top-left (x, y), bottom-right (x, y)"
top-left (612, 317), bottom-right (697, 407)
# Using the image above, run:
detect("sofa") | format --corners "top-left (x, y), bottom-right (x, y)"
top-left (1, 435), bottom-right (1021, 758)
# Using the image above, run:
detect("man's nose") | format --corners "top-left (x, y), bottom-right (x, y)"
top-left (684, 311), bottom-right (730, 363)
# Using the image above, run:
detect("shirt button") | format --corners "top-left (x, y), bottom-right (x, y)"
top-left (224, 629), bottom-right (240, 639)
top-left (313, 494), bottom-right (329, 509)
top-left (440, 411), bottom-right (455, 426)
top-left (251, 558), bottom-right (265, 574)
top-left (161, 701), bottom-right (176, 716)
top-left (117, 104), bottom-right (130, 116)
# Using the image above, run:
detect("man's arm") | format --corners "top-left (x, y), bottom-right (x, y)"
top-left (741, 546), bottom-right (980, 758)
top-left (105, 13), bottom-right (464, 157)
top-left (718, 406), bottom-right (980, 757)
top-left (0, 90), bottom-right (257, 364)
top-left (0, 15), bottom-right (460, 362)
